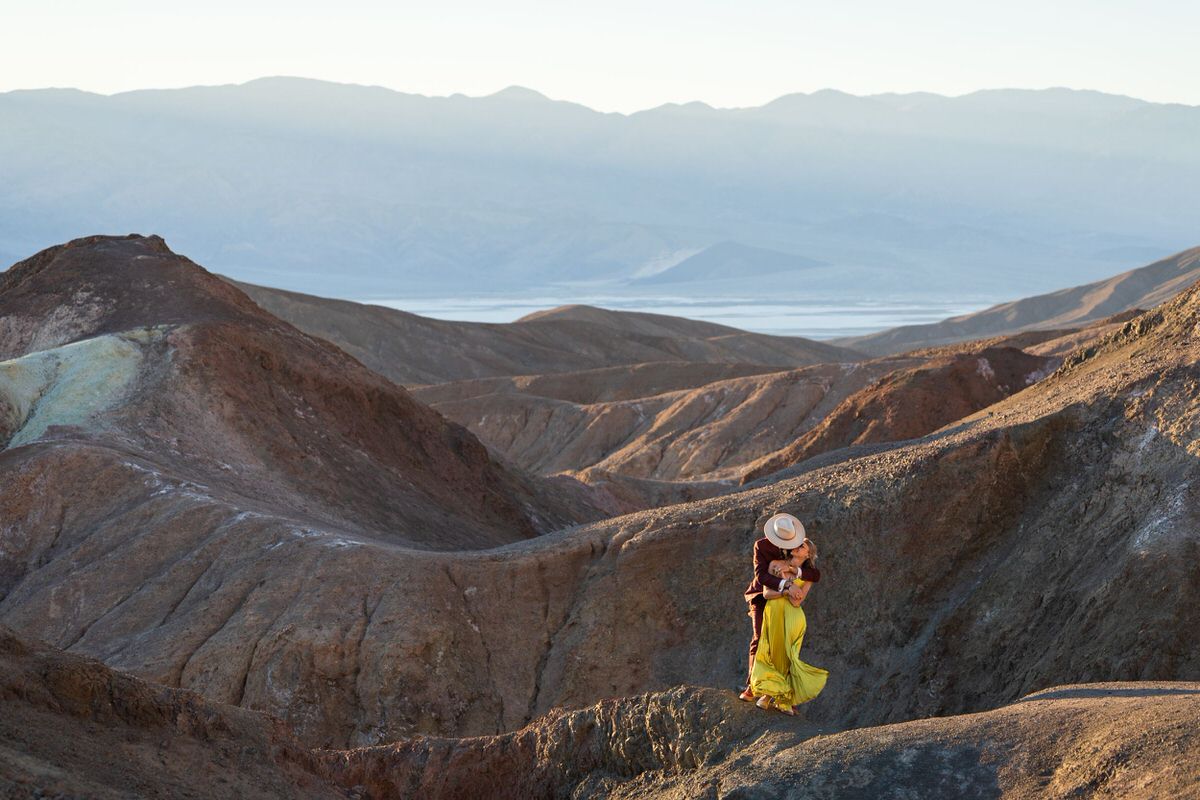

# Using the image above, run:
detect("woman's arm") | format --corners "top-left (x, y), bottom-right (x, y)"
top-left (768, 582), bottom-right (806, 606)
top-left (767, 581), bottom-right (811, 607)
top-left (768, 559), bottom-right (799, 579)
top-left (795, 581), bottom-right (812, 605)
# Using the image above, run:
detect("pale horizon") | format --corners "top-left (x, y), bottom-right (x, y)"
top-left (7, 75), bottom-right (1197, 115)
top-left (4, 0), bottom-right (1198, 114)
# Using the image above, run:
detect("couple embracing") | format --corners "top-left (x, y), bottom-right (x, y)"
top-left (738, 512), bottom-right (827, 715)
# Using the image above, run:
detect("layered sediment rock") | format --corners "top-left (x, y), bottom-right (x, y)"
top-left (419, 345), bottom-right (1060, 487)
top-left (414, 361), bottom-right (915, 481)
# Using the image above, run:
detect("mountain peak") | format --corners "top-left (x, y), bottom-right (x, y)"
top-left (0, 233), bottom-right (269, 360)
top-left (487, 85), bottom-right (550, 102)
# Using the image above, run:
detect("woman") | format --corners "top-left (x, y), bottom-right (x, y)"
top-left (750, 537), bottom-right (828, 715)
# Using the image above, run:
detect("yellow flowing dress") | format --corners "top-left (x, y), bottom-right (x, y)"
top-left (750, 588), bottom-right (828, 706)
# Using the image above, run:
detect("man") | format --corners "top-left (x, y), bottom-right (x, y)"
top-left (739, 512), bottom-right (821, 701)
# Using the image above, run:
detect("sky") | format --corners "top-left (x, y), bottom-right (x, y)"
top-left (2, 0), bottom-right (1198, 112)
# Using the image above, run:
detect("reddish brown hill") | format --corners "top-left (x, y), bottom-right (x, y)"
top-left (0, 234), bottom-right (601, 548)
top-left (235, 282), bottom-right (862, 386)
top-left (0, 234), bottom-right (266, 360)
top-left (417, 345), bottom-right (1059, 486)
top-left (741, 345), bottom-right (1057, 482)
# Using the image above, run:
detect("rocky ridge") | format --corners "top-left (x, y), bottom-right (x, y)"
top-left (739, 345), bottom-right (1057, 482)
top-left (838, 245), bottom-right (1200, 355)
top-left (323, 683), bottom-right (1200, 799)
top-left (235, 282), bottom-right (862, 386)
top-left (6, 624), bottom-right (1197, 800)
top-left (415, 345), bottom-right (1060, 486)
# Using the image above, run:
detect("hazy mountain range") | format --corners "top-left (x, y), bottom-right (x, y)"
top-left (2, 77), bottom-right (1197, 302)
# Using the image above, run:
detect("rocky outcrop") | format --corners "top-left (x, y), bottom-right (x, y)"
top-left (235, 282), bottom-right (863, 386)
top-left (0, 626), bottom-right (337, 799)
top-left (837, 245), bottom-right (1200, 355)
top-left (7, 622), bottom-right (1195, 799)
top-left (0, 234), bottom-right (268, 360)
top-left (322, 683), bottom-right (1200, 799)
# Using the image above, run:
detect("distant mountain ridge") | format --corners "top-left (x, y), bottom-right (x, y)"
top-left (1, 77), bottom-right (1194, 300)
top-left (838, 245), bottom-right (1200, 355)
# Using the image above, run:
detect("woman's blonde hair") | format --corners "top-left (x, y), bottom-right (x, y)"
top-left (800, 537), bottom-right (817, 568)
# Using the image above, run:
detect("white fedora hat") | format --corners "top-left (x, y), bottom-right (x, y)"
top-left (763, 513), bottom-right (805, 550)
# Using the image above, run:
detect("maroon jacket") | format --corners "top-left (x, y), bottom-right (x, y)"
top-left (743, 537), bottom-right (821, 606)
